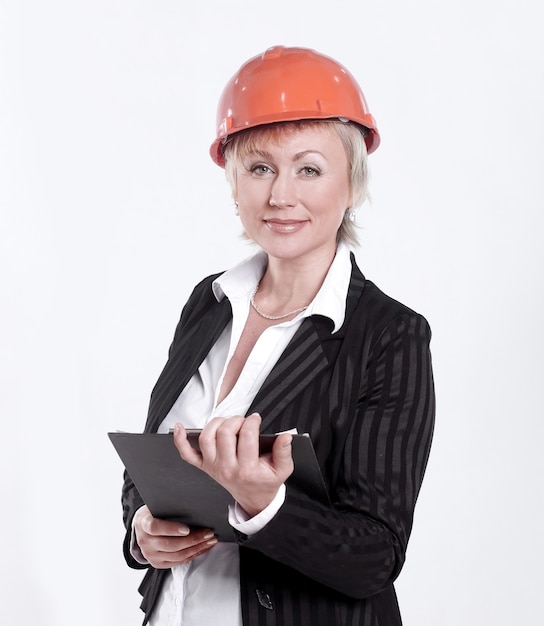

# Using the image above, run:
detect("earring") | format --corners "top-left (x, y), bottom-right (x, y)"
top-left (234, 201), bottom-right (239, 216)
top-left (346, 210), bottom-right (357, 222)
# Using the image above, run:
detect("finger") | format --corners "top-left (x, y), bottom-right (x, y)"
top-left (134, 506), bottom-right (191, 538)
top-left (146, 518), bottom-right (191, 538)
top-left (154, 529), bottom-right (216, 553)
top-left (183, 536), bottom-right (218, 562)
top-left (173, 423), bottom-right (204, 468)
top-left (213, 415), bottom-right (248, 461)
top-left (196, 416), bottom-right (229, 464)
top-left (146, 533), bottom-right (218, 569)
top-left (155, 535), bottom-right (218, 568)
top-left (236, 413), bottom-right (262, 466)
top-left (271, 432), bottom-right (295, 479)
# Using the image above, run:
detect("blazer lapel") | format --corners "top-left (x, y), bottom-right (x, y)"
top-left (148, 255), bottom-right (366, 434)
top-left (146, 296), bottom-right (233, 432)
top-left (248, 318), bottom-right (331, 431)
top-left (249, 255), bottom-right (366, 432)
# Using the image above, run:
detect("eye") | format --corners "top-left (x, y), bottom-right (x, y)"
top-left (248, 163), bottom-right (274, 176)
top-left (300, 165), bottom-right (321, 177)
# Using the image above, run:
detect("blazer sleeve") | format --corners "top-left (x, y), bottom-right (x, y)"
top-left (120, 273), bottom-right (223, 570)
top-left (236, 309), bottom-right (435, 600)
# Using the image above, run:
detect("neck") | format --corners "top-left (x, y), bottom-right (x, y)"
top-left (255, 246), bottom-right (338, 316)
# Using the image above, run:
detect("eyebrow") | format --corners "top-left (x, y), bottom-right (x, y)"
top-left (246, 148), bottom-right (326, 161)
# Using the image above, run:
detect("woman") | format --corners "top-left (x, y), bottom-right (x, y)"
top-left (121, 45), bottom-right (435, 626)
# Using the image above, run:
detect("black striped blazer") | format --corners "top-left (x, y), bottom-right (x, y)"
top-left (121, 254), bottom-right (435, 626)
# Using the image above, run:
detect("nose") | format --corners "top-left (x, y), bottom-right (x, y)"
top-left (269, 171), bottom-right (297, 208)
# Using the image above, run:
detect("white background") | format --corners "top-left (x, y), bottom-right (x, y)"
top-left (1, 1), bottom-right (543, 624)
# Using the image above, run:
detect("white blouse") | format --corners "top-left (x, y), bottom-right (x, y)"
top-left (144, 244), bottom-right (351, 626)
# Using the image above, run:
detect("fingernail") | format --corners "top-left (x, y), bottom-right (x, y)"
top-left (178, 525), bottom-right (190, 535)
top-left (207, 538), bottom-right (218, 546)
top-left (203, 531), bottom-right (215, 540)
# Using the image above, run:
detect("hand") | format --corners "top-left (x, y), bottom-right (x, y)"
top-left (133, 505), bottom-right (217, 569)
top-left (173, 413), bottom-right (294, 518)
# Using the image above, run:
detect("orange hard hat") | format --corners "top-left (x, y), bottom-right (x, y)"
top-left (210, 45), bottom-right (380, 167)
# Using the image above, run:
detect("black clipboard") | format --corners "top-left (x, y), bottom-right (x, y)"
top-left (109, 431), bottom-right (329, 542)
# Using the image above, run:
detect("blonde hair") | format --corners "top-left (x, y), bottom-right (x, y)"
top-left (222, 120), bottom-right (369, 246)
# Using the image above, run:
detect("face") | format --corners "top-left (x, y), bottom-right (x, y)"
top-left (233, 125), bottom-right (352, 266)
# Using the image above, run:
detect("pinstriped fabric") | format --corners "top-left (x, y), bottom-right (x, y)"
top-left (251, 322), bottom-right (331, 430)
top-left (121, 256), bottom-right (435, 626)
top-left (122, 277), bottom-right (232, 570)
top-left (144, 280), bottom-right (232, 433)
top-left (237, 263), bottom-right (434, 624)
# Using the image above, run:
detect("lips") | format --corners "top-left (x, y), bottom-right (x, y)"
top-left (264, 219), bottom-right (307, 234)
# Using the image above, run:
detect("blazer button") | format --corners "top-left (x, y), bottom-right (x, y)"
top-left (256, 589), bottom-right (274, 610)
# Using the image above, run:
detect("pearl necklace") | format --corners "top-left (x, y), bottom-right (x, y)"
top-left (250, 282), bottom-right (308, 320)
